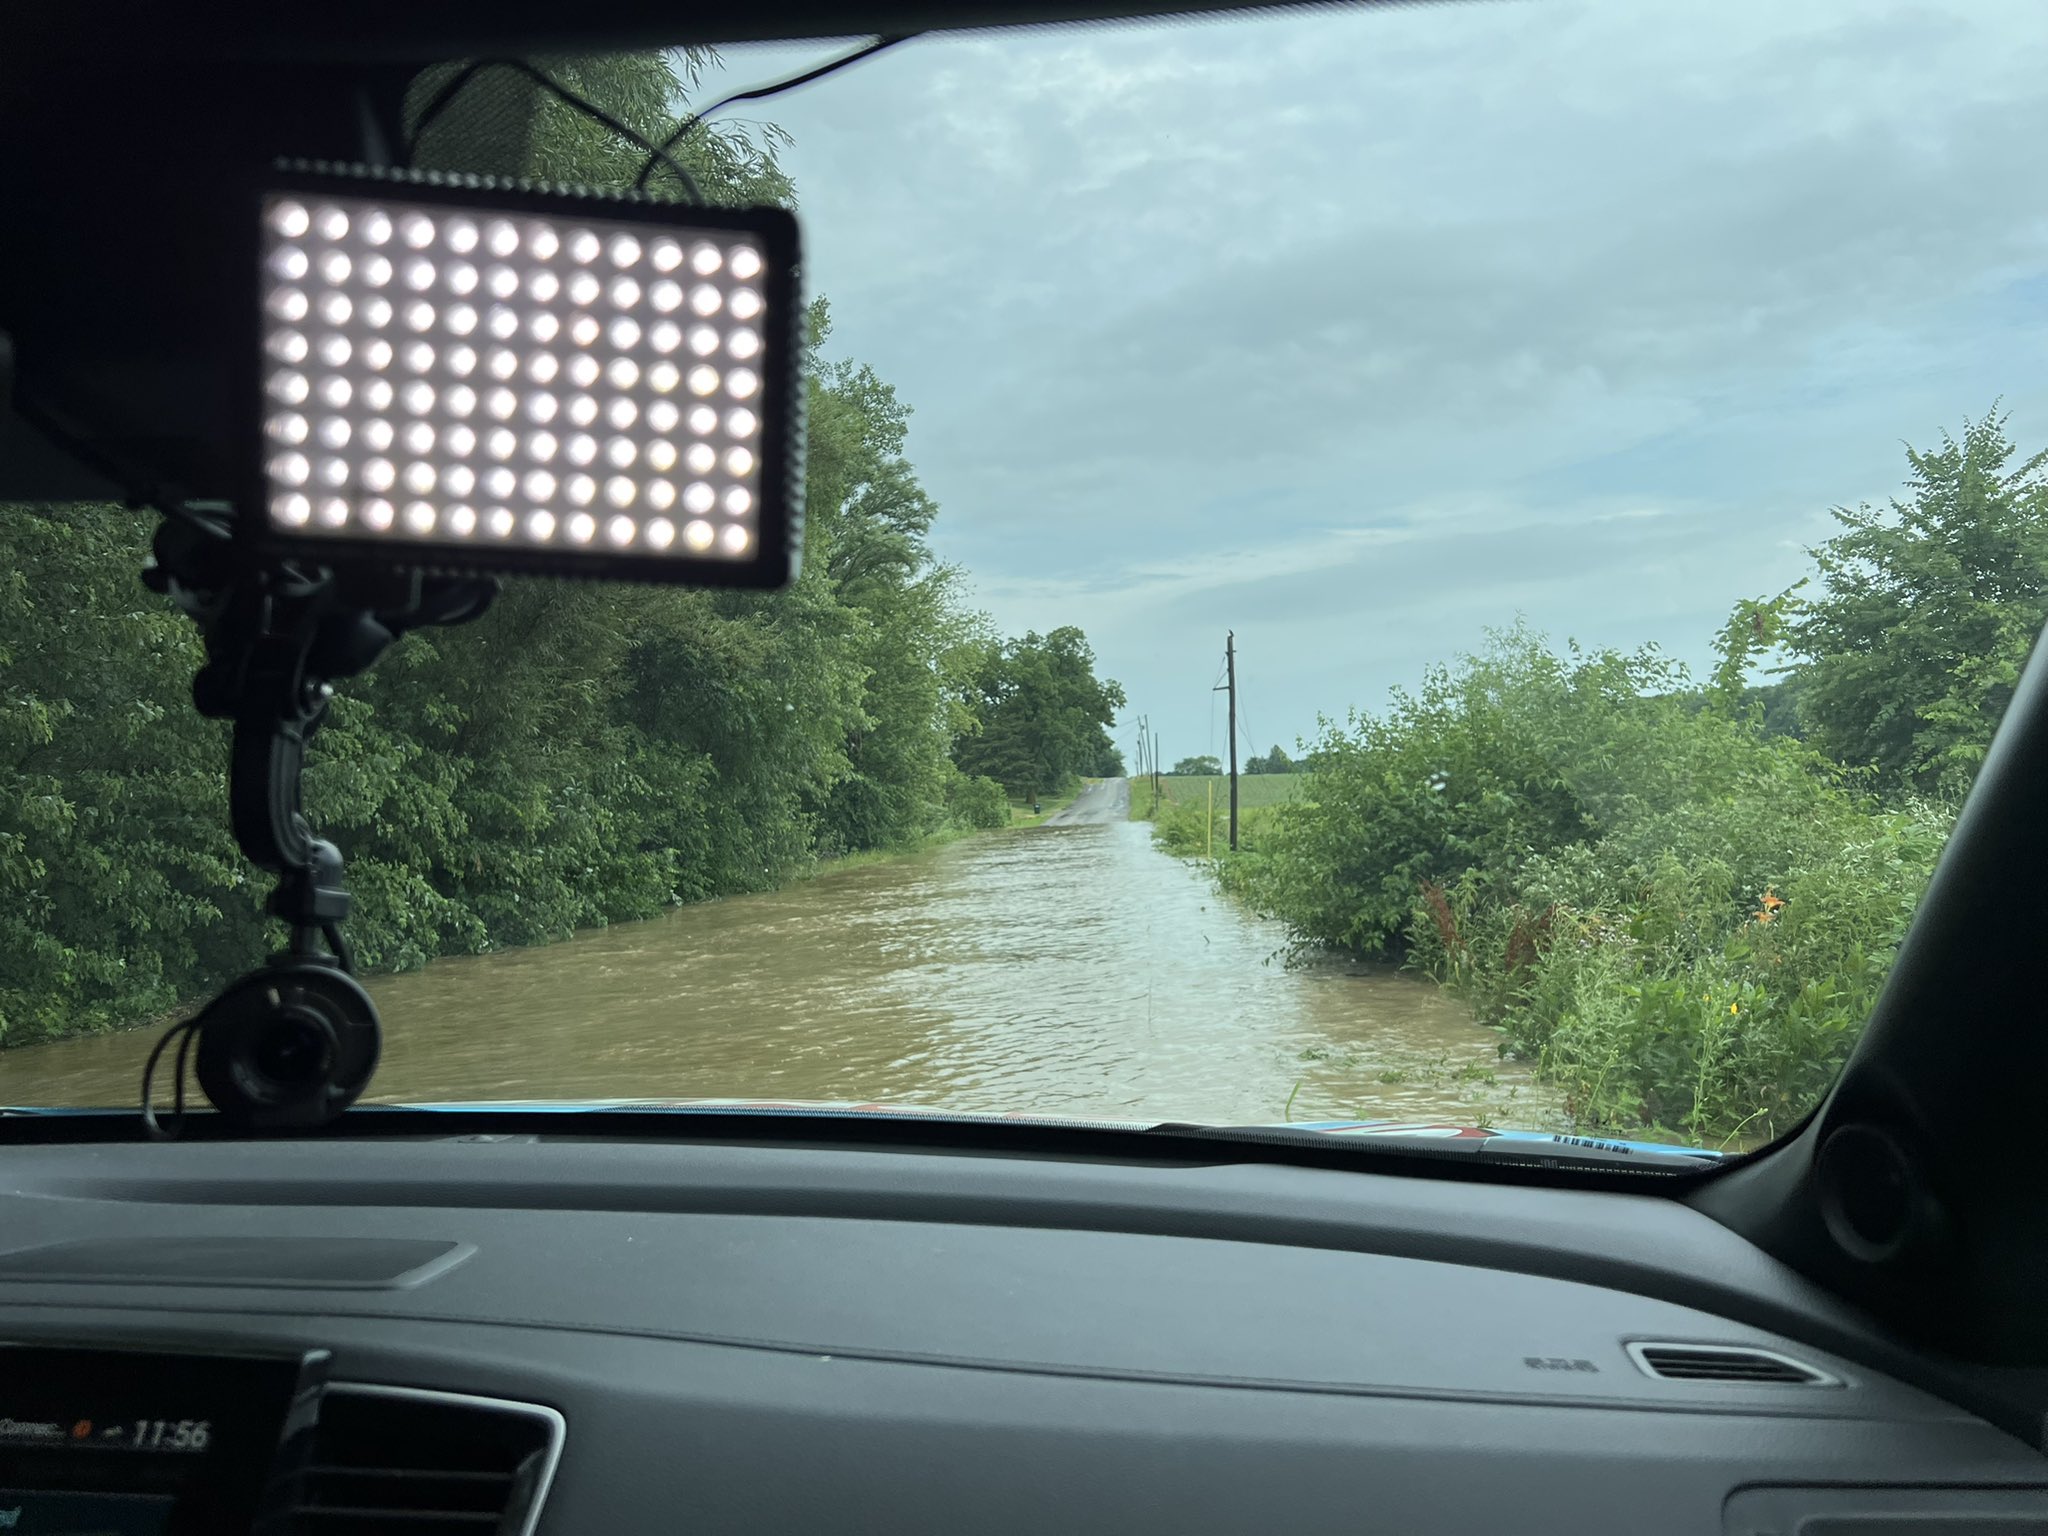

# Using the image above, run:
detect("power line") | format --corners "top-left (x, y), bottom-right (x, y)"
top-left (633, 35), bottom-right (917, 192)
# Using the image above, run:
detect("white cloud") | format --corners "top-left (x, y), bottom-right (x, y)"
top-left (694, 0), bottom-right (2048, 757)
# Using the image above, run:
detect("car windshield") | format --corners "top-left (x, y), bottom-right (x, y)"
top-left (3, 0), bottom-right (2043, 1154)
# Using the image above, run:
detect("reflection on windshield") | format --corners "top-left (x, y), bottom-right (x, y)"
top-left (4, 3), bottom-right (2046, 1150)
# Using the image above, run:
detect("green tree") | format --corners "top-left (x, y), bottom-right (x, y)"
top-left (954, 628), bottom-right (1125, 799)
top-left (1171, 755), bottom-right (1222, 776)
top-left (0, 52), bottom-right (1113, 1049)
top-left (1787, 409), bottom-right (2048, 796)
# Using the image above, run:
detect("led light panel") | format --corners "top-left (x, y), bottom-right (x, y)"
top-left (255, 171), bottom-right (800, 585)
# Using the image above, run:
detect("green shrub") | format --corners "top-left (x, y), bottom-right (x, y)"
top-left (1228, 625), bottom-right (1949, 1144)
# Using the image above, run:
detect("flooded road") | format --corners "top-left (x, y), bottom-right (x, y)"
top-left (1, 786), bottom-right (1554, 1126)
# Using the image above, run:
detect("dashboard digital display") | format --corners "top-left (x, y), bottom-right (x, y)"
top-left (0, 1346), bottom-right (324, 1536)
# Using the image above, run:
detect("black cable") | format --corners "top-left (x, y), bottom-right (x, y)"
top-left (633, 35), bottom-right (916, 193)
top-left (13, 392), bottom-right (229, 542)
top-left (408, 58), bottom-right (704, 202)
top-left (140, 1015), bottom-right (203, 1141)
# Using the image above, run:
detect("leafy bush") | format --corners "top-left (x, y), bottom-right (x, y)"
top-left (1228, 625), bottom-right (1949, 1144)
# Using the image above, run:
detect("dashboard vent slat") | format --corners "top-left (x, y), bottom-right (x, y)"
top-left (1628, 1342), bottom-right (1838, 1386)
top-left (283, 1386), bottom-right (563, 1536)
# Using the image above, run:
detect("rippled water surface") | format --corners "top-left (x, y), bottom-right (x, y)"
top-left (1, 795), bottom-right (1553, 1126)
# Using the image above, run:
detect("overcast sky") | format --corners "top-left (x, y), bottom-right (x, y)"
top-left (689, 0), bottom-right (2048, 767)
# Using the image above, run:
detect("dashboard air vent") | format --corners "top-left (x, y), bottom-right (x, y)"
top-left (1628, 1342), bottom-right (1838, 1386)
top-left (284, 1385), bottom-right (563, 1535)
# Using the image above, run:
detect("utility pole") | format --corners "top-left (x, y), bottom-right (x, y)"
top-left (1214, 631), bottom-right (1238, 850)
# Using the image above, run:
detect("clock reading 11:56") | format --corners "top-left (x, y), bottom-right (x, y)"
top-left (132, 1419), bottom-right (211, 1451)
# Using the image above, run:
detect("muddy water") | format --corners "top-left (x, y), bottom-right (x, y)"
top-left (0, 810), bottom-right (1554, 1127)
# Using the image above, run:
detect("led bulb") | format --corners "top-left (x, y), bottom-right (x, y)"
top-left (261, 184), bottom-right (786, 573)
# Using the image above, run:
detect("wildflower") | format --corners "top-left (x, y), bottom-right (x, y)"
top-left (1729, 1002), bottom-right (1739, 1015)
top-left (1754, 886), bottom-right (1786, 925)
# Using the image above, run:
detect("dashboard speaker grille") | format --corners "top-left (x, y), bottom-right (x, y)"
top-left (1627, 1342), bottom-right (1838, 1385)
top-left (282, 1385), bottom-right (563, 1535)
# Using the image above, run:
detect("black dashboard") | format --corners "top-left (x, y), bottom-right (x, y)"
top-left (2, 1134), bottom-right (2044, 1533)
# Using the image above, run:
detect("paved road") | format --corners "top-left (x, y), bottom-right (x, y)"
top-left (1043, 777), bottom-right (1130, 826)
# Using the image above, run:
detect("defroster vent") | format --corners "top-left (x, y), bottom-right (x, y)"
top-left (282, 1384), bottom-right (563, 1536)
top-left (1627, 1342), bottom-right (1839, 1386)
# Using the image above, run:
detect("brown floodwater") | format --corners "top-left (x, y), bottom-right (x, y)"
top-left (0, 808), bottom-right (1556, 1128)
